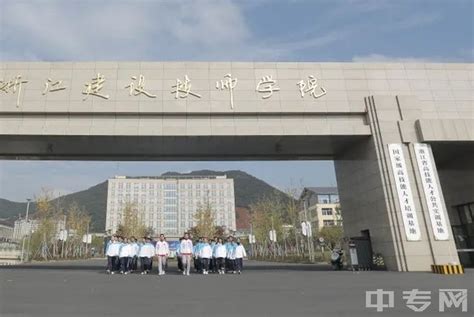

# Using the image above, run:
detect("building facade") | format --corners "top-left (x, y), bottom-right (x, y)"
top-left (13, 219), bottom-right (39, 241)
top-left (12, 218), bottom-right (65, 242)
top-left (299, 187), bottom-right (341, 232)
top-left (0, 223), bottom-right (14, 241)
top-left (106, 175), bottom-right (236, 237)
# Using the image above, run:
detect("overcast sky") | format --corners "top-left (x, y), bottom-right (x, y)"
top-left (0, 0), bottom-right (472, 201)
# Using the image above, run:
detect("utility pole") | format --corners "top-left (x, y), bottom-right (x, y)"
top-left (85, 222), bottom-right (90, 257)
top-left (20, 198), bottom-right (31, 263)
top-left (303, 198), bottom-right (314, 262)
top-left (250, 222), bottom-right (254, 257)
top-left (271, 215), bottom-right (275, 258)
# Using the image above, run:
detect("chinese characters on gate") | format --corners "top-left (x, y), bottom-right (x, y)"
top-left (0, 72), bottom-right (327, 108)
top-left (388, 144), bottom-right (421, 241)
top-left (414, 143), bottom-right (449, 240)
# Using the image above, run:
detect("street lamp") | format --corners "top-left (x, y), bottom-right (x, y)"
top-left (20, 198), bottom-right (31, 263)
top-left (303, 198), bottom-right (314, 262)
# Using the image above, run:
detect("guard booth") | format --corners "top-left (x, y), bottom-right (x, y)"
top-left (348, 230), bottom-right (374, 270)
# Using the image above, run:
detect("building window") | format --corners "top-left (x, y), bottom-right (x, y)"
top-left (317, 194), bottom-right (330, 204)
top-left (323, 220), bottom-right (335, 226)
top-left (322, 208), bottom-right (333, 216)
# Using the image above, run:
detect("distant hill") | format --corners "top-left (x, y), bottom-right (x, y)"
top-left (161, 170), bottom-right (291, 207)
top-left (0, 170), bottom-right (291, 231)
top-left (0, 182), bottom-right (108, 231)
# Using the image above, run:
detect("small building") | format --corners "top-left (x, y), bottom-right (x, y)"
top-left (0, 222), bottom-right (14, 241)
top-left (13, 218), bottom-right (65, 242)
top-left (299, 187), bottom-right (341, 233)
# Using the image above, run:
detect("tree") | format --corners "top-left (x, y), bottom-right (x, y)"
top-left (65, 201), bottom-right (91, 258)
top-left (318, 226), bottom-right (344, 249)
top-left (250, 193), bottom-right (284, 244)
top-left (284, 187), bottom-right (302, 255)
top-left (192, 201), bottom-right (217, 238)
top-left (116, 202), bottom-right (148, 238)
top-left (28, 190), bottom-right (60, 260)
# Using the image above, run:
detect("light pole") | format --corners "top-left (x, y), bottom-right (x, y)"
top-left (303, 198), bottom-right (314, 262)
top-left (20, 198), bottom-right (31, 263)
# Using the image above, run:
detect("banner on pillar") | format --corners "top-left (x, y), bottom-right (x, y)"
top-left (414, 143), bottom-right (449, 240)
top-left (388, 144), bottom-right (421, 241)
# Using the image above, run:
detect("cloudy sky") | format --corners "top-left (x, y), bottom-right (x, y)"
top-left (0, 0), bottom-right (472, 201)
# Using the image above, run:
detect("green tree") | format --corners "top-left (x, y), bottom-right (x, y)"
top-left (250, 194), bottom-right (284, 244)
top-left (318, 226), bottom-right (344, 249)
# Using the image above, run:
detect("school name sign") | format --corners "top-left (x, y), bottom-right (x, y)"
top-left (0, 72), bottom-right (327, 110)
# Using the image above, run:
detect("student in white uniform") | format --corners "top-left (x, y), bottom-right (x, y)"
top-left (106, 235), bottom-right (121, 274)
top-left (129, 237), bottom-right (139, 272)
top-left (214, 238), bottom-right (227, 275)
top-left (233, 238), bottom-right (247, 274)
top-left (155, 234), bottom-right (169, 275)
top-left (199, 237), bottom-right (213, 275)
top-left (179, 232), bottom-right (193, 276)
top-left (119, 237), bottom-right (133, 274)
top-left (139, 237), bottom-right (155, 274)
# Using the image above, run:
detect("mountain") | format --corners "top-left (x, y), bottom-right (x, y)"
top-left (161, 170), bottom-right (291, 207)
top-left (0, 182), bottom-right (108, 231)
top-left (0, 170), bottom-right (291, 231)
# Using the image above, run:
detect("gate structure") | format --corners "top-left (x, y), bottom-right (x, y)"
top-left (1, 61), bottom-right (472, 271)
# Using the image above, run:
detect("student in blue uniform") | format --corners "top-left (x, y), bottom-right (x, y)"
top-left (210, 237), bottom-right (217, 273)
top-left (199, 237), bottom-right (213, 275)
top-left (138, 237), bottom-right (155, 274)
top-left (225, 236), bottom-right (236, 273)
top-left (214, 238), bottom-right (227, 274)
top-left (193, 238), bottom-right (203, 273)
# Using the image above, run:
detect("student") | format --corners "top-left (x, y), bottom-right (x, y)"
top-left (193, 238), bottom-right (203, 273)
top-left (214, 238), bottom-right (227, 274)
top-left (155, 234), bottom-right (169, 275)
top-left (179, 232), bottom-right (193, 276)
top-left (176, 237), bottom-right (184, 272)
top-left (119, 237), bottom-right (132, 274)
top-left (199, 237), bottom-right (213, 275)
top-left (139, 237), bottom-right (155, 274)
top-left (234, 238), bottom-right (247, 274)
top-left (105, 235), bottom-right (121, 274)
top-left (225, 236), bottom-right (236, 273)
top-left (210, 237), bottom-right (217, 273)
top-left (130, 237), bottom-right (139, 272)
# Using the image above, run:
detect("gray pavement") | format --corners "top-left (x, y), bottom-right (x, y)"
top-left (0, 259), bottom-right (472, 317)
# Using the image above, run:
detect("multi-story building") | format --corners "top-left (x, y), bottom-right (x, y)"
top-left (13, 219), bottom-right (39, 241)
top-left (0, 222), bottom-right (13, 241)
top-left (299, 187), bottom-right (341, 232)
top-left (106, 175), bottom-right (236, 237)
top-left (12, 218), bottom-right (66, 242)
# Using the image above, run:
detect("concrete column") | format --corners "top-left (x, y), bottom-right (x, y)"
top-left (335, 95), bottom-right (460, 271)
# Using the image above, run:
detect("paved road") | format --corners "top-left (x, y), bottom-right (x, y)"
top-left (1, 259), bottom-right (472, 316)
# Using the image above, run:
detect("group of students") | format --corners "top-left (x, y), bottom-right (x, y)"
top-left (105, 232), bottom-right (247, 276)
top-left (105, 234), bottom-right (169, 275)
top-left (177, 233), bottom-right (247, 275)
